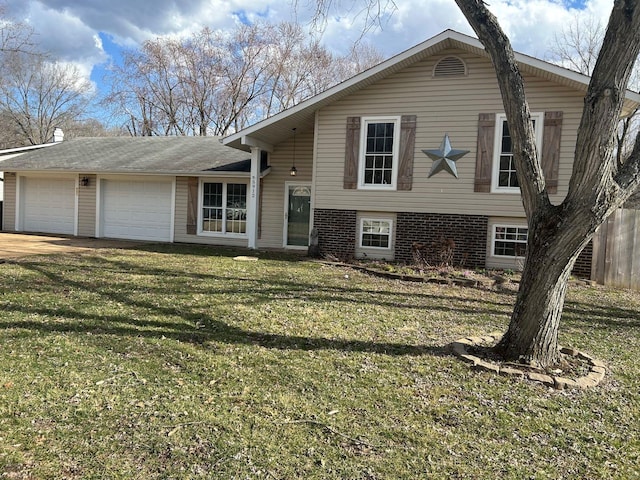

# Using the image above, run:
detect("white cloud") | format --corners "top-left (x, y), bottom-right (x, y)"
top-left (1, 0), bottom-right (615, 97)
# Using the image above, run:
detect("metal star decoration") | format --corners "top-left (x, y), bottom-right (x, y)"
top-left (423, 134), bottom-right (470, 178)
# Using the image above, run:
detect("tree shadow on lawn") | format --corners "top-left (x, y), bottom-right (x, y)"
top-left (6, 256), bottom-right (638, 362)
top-left (11, 256), bottom-right (517, 322)
top-left (562, 299), bottom-right (640, 330)
top-left (0, 309), bottom-right (446, 358)
top-left (2, 259), bottom-right (469, 358)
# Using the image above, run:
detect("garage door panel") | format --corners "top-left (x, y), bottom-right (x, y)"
top-left (101, 179), bottom-right (172, 242)
top-left (23, 177), bottom-right (75, 235)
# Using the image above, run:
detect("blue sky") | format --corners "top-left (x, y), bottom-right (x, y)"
top-left (3, 0), bottom-right (613, 122)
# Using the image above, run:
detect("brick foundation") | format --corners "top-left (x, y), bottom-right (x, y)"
top-left (312, 208), bottom-right (592, 277)
top-left (395, 212), bottom-right (488, 268)
top-left (313, 209), bottom-right (357, 261)
top-left (572, 241), bottom-right (593, 279)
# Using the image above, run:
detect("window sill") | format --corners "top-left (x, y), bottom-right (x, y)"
top-left (197, 231), bottom-right (248, 238)
top-left (357, 185), bottom-right (397, 191)
top-left (490, 187), bottom-right (521, 194)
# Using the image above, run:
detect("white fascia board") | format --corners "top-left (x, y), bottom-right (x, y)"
top-left (0, 142), bottom-right (59, 156)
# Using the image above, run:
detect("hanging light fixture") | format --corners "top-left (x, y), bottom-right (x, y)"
top-left (290, 127), bottom-right (297, 176)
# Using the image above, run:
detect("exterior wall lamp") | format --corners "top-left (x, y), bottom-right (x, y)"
top-left (80, 176), bottom-right (90, 187)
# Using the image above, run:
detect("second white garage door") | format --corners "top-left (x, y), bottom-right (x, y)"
top-left (101, 178), bottom-right (173, 242)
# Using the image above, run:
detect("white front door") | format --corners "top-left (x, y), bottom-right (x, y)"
top-left (284, 183), bottom-right (311, 248)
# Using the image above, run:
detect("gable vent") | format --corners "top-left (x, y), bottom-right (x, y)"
top-left (433, 56), bottom-right (467, 77)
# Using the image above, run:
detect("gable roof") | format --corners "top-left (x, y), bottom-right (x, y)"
top-left (223, 29), bottom-right (640, 152)
top-left (0, 136), bottom-right (252, 175)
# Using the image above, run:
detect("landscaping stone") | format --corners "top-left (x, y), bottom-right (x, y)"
top-left (576, 377), bottom-right (599, 389)
top-left (499, 367), bottom-right (524, 378)
top-left (587, 370), bottom-right (605, 382)
top-left (449, 335), bottom-right (607, 390)
top-left (527, 372), bottom-right (555, 386)
top-left (233, 256), bottom-right (259, 262)
top-left (554, 377), bottom-right (580, 390)
top-left (459, 354), bottom-right (478, 365)
top-left (577, 351), bottom-right (595, 361)
top-left (472, 360), bottom-right (500, 373)
top-left (560, 347), bottom-right (580, 356)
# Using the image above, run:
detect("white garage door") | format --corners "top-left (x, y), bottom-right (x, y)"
top-left (23, 176), bottom-right (76, 235)
top-left (101, 178), bottom-right (173, 242)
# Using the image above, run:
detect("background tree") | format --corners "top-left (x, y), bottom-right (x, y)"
top-left (0, 5), bottom-right (33, 58)
top-left (103, 21), bottom-right (383, 136)
top-left (0, 7), bottom-right (95, 146)
top-left (0, 51), bottom-right (93, 145)
top-left (548, 14), bottom-right (639, 165)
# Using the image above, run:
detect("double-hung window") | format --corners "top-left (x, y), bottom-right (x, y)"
top-left (360, 218), bottom-right (393, 249)
top-left (359, 117), bottom-right (400, 189)
top-left (492, 225), bottom-right (528, 258)
top-left (201, 182), bottom-right (247, 235)
top-left (492, 112), bottom-right (544, 193)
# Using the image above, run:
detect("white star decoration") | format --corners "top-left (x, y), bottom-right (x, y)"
top-left (423, 134), bottom-right (470, 178)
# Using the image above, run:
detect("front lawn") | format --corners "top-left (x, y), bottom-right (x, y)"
top-left (0, 245), bottom-right (638, 479)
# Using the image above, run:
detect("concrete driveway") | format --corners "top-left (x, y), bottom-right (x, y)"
top-left (0, 233), bottom-right (149, 260)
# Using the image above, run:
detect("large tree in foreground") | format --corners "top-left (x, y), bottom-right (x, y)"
top-left (454, 0), bottom-right (640, 367)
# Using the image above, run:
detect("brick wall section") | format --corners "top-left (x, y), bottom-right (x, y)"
top-left (572, 240), bottom-right (593, 279)
top-left (395, 212), bottom-right (489, 268)
top-left (313, 209), bottom-right (357, 261)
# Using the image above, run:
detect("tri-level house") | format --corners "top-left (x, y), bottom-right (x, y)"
top-left (1, 30), bottom-right (639, 277)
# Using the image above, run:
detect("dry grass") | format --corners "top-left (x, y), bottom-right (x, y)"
top-left (0, 244), bottom-right (638, 479)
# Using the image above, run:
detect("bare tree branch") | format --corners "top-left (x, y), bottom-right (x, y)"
top-left (454, 0), bottom-right (548, 218)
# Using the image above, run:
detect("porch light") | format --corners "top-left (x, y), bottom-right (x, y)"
top-left (290, 127), bottom-right (297, 176)
top-left (80, 176), bottom-right (90, 187)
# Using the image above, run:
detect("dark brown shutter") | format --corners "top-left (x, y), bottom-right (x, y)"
top-left (541, 111), bottom-right (562, 195)
top-left (397, 115), bottom-right (417, 191)
top-left (475, 113), bottom-right (495, 192)
top-left (344, 117), bottom-right (360, 189)
top-left (186, 176), bottom-right (198, 235)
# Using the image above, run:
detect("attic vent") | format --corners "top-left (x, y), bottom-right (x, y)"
top-left (433, 56), bottom-right (467, 77)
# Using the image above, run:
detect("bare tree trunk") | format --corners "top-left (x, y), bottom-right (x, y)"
top-left (452, 0), bottom-right (640, 369)
top-left (496, 210), bottom-right (589, 366)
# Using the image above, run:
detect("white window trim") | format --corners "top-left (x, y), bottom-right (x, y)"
top-left (357, 116), bottom-right (401, 190)
top-left (491, 112), bottom-right (544, 193)
top-left (197, 179), bottom-right (248, 238)
top-left (491, 223), bottom-right (528, 259)
top-left (359, 217), bottom-right (393, 250)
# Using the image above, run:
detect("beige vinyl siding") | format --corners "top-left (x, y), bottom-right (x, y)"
top-left (174, 176), bottom-right (249, 247)
top-left (77, 174), bottom-right (96, 237)
top-left (258, 131), bottom-right (314, 249)
top-left (314, 48), bottom-right (584, 217)
top-left (2, 172), bottom-right (16, 231)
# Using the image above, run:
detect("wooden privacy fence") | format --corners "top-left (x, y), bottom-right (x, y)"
top-left (592, 208), bottom-right (640, 290)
